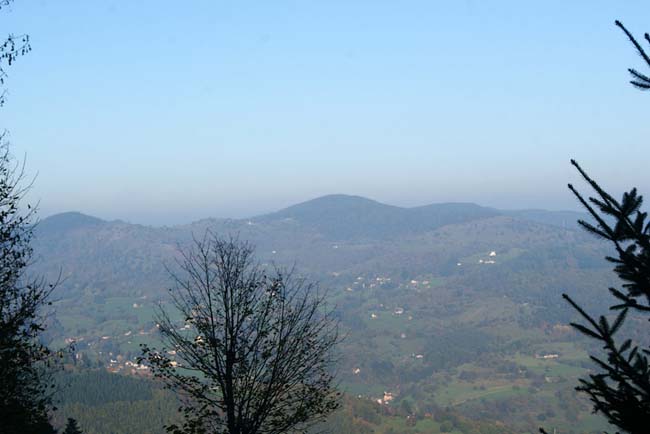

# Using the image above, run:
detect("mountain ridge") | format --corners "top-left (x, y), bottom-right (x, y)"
top-left (40, 194), bottom-right (586, 234)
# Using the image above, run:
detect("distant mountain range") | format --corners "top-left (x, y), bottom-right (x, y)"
top-left (40, 194), bottom-right (587, 240)
top-left (33, 194), bottom-right (614, 433)
top-left (256, 195), bottom-right (502, 240)
top-left (30, 194), bottom-right (594, 302)
top-left (261, 194), bottom-right (588, 237)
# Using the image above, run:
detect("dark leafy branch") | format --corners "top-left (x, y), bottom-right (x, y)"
top-left (0, 0), bottom-right (31, 106)
top-left (0, 138), bottom-right (60, 433)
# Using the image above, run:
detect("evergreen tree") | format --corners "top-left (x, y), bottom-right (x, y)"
top-left (63, 417), bottom-right (83, 434)
top-left (615, 20), bottom-right (650, 90)
top-left (541, 20), bottom-right (650, 434)
top-left (558, 161), bottom-right (650, 433)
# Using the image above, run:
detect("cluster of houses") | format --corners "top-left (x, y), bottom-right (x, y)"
top-left (345, 275), bottom-right (396, 292)
top-left (376, 391), bottom-right (395, 405)
top-left (107, 359), bottom-right (150, 375)
top-left (479, 251), bottom-right (498, 264)
top-left (535, 353), bottom-right (559, 360)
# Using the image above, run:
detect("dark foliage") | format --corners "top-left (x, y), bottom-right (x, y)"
top-left (52, 370), bottom-right (180, 434)
top-left (0, 140), bottom-right (58, 432)
top-left (542, 20), bottom-right (650, 434)
top-left (541, 160), bottom-right (650, 434)
top-left (0, 2), bottom-right (58, 432)
top-left (0, 0), bottom-right (31, 106)
top-left (141, 234), bottom-right (341, 434)
top-left (56, 369), bottom-right (156, 406)
top-left (63, 417), bottom-right (83, 434)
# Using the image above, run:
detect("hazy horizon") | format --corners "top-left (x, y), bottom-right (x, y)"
top-left (3, 2), bottom-right (648, 432)
top-left (38, 191), bottom-right (592, 227)
top-left (3, 0), bottom-right (649, 225)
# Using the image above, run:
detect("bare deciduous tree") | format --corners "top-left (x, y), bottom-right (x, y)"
top-left (141, 234), bottom-right (341, 434)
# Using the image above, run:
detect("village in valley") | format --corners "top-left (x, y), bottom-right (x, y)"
top-left (59, 246), bottom-right (571, 409)
top-left (45, 216), bottom-right (602, 433)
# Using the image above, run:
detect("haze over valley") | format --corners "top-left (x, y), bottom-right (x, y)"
top-left (2, 1), bottom-right (649, 433)
top-left (33, 194), bottom-right (618, 433)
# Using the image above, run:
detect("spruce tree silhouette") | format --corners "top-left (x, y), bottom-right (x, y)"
top-left (63, 418), bottom-right (83, 434)
top-left (541, 20), bottom-right (650, 434)
top-left (560, 161), bottom-right (650, 434)
top-left (615, 20), bottom-right (650, 90)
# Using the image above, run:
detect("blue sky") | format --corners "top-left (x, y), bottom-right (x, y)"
top-left (1, 1), bottom-right (648, 224)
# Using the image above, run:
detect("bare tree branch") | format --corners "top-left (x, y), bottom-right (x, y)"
top-left (140, 234), bottom-right (341, 434)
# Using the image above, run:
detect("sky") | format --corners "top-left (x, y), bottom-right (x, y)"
top-left (0, 0), bottom-right (648, 225)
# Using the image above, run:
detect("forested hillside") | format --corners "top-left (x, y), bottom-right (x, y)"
top-left (31, 196), bottom-right (614, 433)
